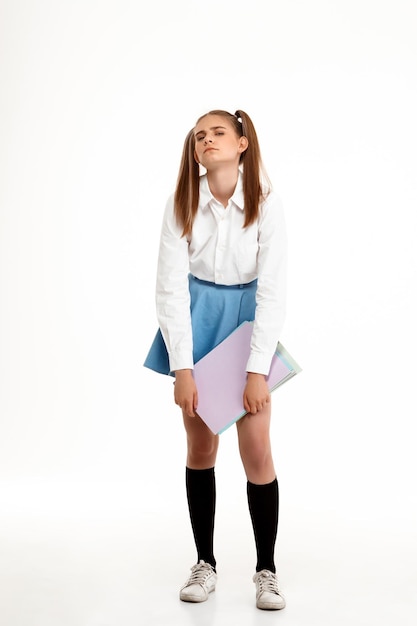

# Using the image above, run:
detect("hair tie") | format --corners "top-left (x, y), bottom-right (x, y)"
top-left (234, 111), bottom-right (243, 124)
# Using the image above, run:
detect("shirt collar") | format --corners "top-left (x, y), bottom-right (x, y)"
top-left (199, 171), bottom-right (245, 212)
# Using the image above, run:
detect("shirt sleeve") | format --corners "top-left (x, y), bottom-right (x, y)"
top-left (246, 191), bottom-right (288, 375)
top-left (155, 195), bottom-right (193, 372)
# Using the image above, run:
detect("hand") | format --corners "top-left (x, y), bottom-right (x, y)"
top-left (174, 369), bottom-right (198, 417)
top-left (243, 372), bottom-right (270, 415)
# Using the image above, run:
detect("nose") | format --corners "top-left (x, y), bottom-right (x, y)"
top-left (204, 135), bottom-right (213, 144)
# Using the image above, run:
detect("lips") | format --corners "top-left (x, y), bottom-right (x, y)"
top-left (204, 147), bottom-right (217, 153)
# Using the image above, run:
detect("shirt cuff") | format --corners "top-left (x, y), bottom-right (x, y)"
top-left (246, 352), bottom-right (274, 376)
top-left (168, 349), bottom-right (194, 373)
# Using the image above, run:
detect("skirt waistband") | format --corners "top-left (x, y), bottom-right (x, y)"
top-left (189, 274), bottom-right (257, 290)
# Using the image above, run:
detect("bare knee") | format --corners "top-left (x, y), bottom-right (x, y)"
top-left (187, 434), bottom-right (218, 468)
top-left (183, 412), bottom-right (219, 468)
top-left (240, 438), bottom-right (271, 472)
top-left (238, 430), bottom-right (275, 483)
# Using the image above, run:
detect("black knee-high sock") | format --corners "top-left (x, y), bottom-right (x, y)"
top-left (247, 478), bottom-right (279, 573)
top-left (186, 467), bottom-right (216, 570)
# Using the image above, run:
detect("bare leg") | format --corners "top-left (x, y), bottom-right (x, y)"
top-left (183, 410), bottom-right (219, 469)
top-left (236, 402), bottom-right (275, 484)
top-left (237, 403), bottom-right (279, 574)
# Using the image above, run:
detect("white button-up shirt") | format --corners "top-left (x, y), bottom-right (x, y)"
top-left (155, 172), bottom-right (287, 375)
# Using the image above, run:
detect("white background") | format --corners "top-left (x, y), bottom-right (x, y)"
top-left (1, 1), bottom-right (416, 625)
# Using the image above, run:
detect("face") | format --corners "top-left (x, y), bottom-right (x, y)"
top-left (193, 114), bottom-right (248, 170)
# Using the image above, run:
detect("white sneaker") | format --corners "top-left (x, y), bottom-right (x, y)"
top-left (253, 570), bottom-right (286, 610)
top-left (180, 560), bottom-right (217, 603)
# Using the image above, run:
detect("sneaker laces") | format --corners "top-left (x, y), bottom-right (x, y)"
top-left (185, 561), bottom-right (214, 587)
top-left (255, 570), bottom-right (280, 595)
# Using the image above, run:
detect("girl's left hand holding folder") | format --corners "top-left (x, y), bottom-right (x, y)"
top-left (243, 373), bottom-right (271, 415)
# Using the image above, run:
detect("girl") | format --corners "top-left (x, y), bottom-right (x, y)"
top-left (144, 109), bottom-right (287, 610)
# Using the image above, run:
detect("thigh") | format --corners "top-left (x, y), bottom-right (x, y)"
top-left (183, 410), bottom-right (219, 466)
top-left (236, 402), bottom-right (271, 463)
top-left (183, 410), bottom-right (218, 440)
top-left (236, 403), bottom-right (275, 483)
top-left (236, 402), bottom-right (272, 448)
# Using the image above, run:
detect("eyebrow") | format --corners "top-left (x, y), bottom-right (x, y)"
top-left (195, 125), bottom-right (227, 137)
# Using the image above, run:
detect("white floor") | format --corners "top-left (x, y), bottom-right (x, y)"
top-left (1, 478), bottom-right (416, 626)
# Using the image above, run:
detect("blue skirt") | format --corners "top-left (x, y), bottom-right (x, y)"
top-left (143, 274), bottom-right (257, 376)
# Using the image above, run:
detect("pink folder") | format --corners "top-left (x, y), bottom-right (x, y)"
top-left (193, 321), bottom-right (301, 434)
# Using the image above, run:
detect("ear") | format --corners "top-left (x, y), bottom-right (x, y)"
top-left (238, 136), bottom-right (249, 153)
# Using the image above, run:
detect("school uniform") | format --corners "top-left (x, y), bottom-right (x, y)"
top-left (144, 170), bottom-right (287, 376)
top-left (145, 169), bottom-right (288, 606)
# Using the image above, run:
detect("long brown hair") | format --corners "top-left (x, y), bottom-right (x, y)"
top-left (174, 109), bottom-right (271, 237)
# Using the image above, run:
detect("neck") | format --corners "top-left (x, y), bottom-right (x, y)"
top-left (207, 166), bottom-right (239, 208)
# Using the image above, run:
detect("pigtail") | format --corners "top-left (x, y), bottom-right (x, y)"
top-left (174, 129), bottom-right (200, 237)
top-left (235, 110), bottom-right (271, 228)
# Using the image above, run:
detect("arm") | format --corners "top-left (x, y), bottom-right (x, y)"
top-left (243, 193), bottom-right (287, 411)
top-left (156, 197), bottom-right (199, 416)
top-left (156, 195), bottom-right (193, 372)
top-left (246, 191), bottom-right (287, 374)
